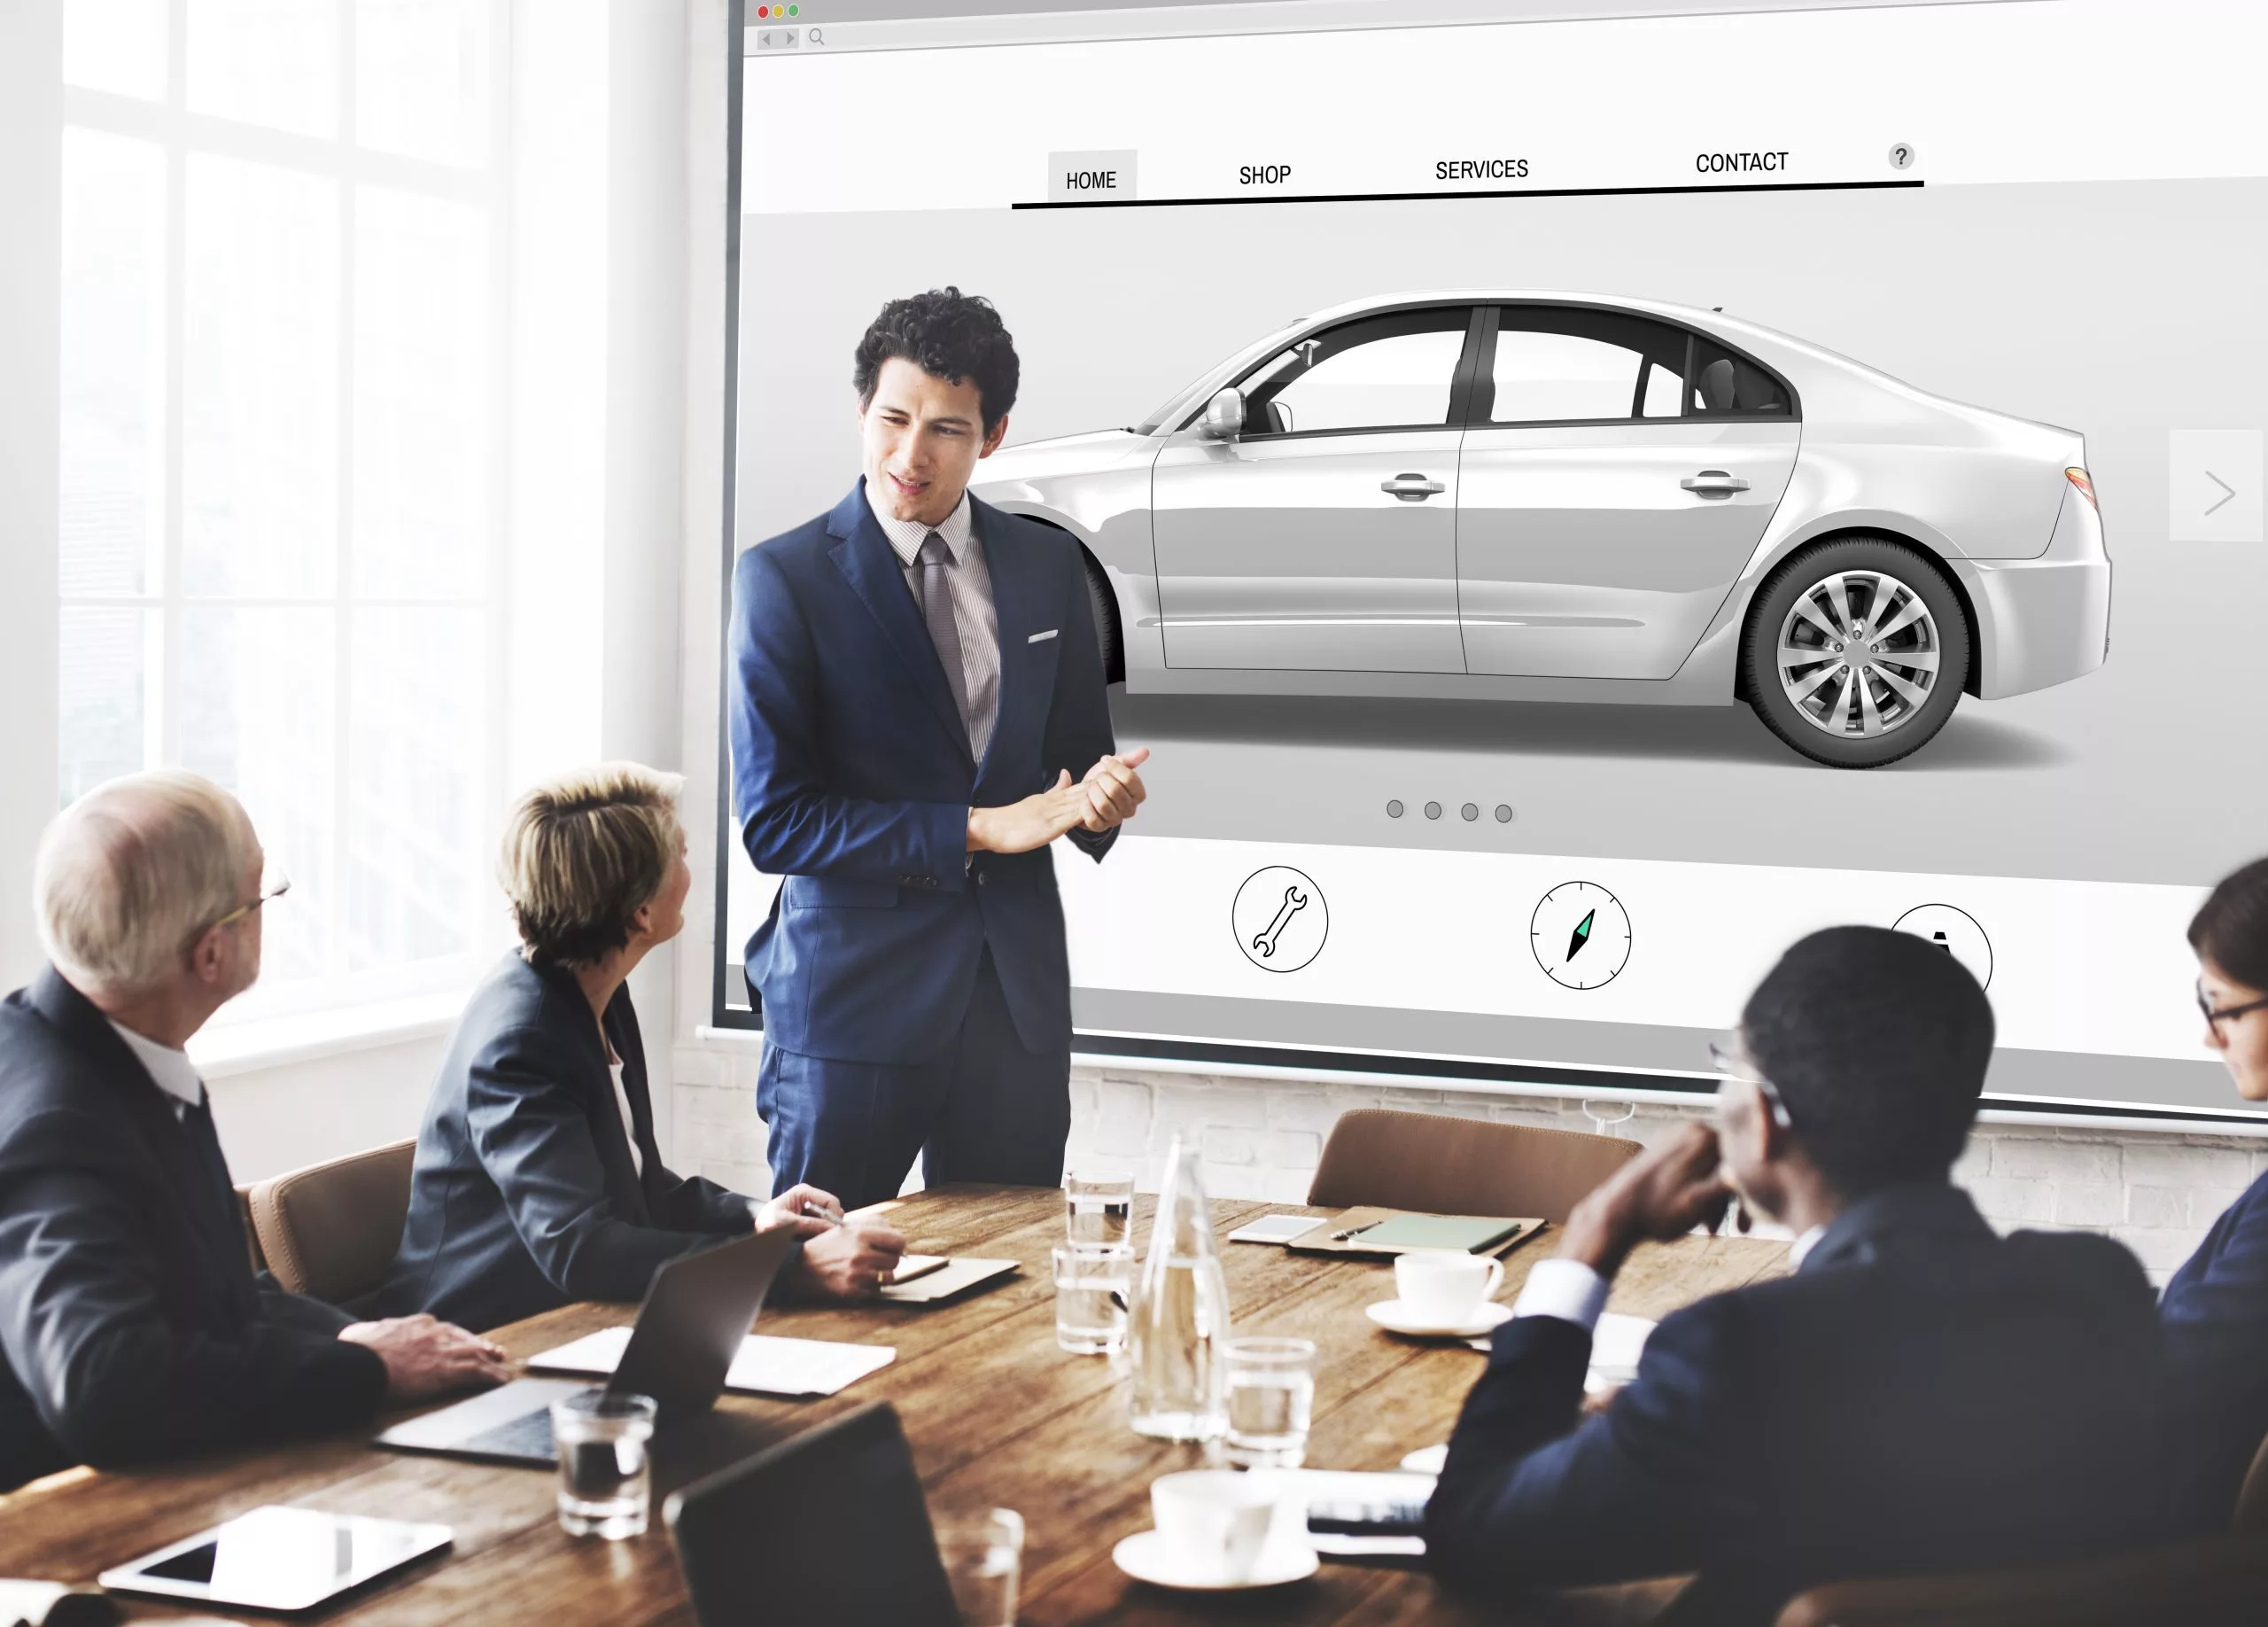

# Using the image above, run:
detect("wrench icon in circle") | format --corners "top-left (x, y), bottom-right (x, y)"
top-left (1253, 885), bottom-right (1308, 958)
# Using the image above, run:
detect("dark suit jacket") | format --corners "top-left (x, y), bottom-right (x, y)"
top-left (0, 968), bottom-right (386, 1491)
top-left (376, 951), bottom-right (756, 1332)
top-left (2160, 1168), bottom-right (2268, 1531)
top-left (729, 481), bottom-right (1118, 1065)
top-left (1426, 1185), bottom-right (2167, 1627)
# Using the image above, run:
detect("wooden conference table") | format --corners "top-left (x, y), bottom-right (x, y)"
top-left (0, 1186), bottom-right (1788, 1625)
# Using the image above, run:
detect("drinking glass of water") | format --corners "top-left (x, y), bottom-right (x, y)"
top-left (551, 1390), bottom-right (656, 1538)
top-left (931, 1506), bottom-right (1023, 1627)
top-left (1064, 1168), bottom-right (1135, 1249)
top-left (1052, 1243), bottom-right (1132, 1355)
top-left (1222, 1336), bottom-right (1316, 1468)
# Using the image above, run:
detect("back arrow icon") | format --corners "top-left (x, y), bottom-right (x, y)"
top-left (2206, 470), bottom-right (2237, 515)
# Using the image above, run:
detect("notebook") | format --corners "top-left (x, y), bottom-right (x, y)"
top-left (875, 1257), bottom-right (1018, 1303)
top-left (530, 1327), bottom-right (895, 1398)
top-left (1286, 1206), bottom-right (1542, 1258)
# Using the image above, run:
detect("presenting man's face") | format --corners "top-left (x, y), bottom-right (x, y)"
top-left (858, 356), bottom-right (1009, 529)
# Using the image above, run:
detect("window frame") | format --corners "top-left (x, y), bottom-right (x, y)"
top-left (1177, 299), bottom-right (1488, 441)
top-left (1472, 300), bottom-right (1802, 429)
top-left (57, 0), bottom-right (514, 1026)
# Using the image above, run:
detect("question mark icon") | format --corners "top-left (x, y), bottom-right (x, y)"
top-left (1888, 143), bottom-right (1916, 171)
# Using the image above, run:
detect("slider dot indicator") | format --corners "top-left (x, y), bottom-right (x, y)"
top-left (1386, 799), bottom-right (1403, 819)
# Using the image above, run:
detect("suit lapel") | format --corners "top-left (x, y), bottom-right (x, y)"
top-left (824, 482), bottom-right (975, 764)
top-left (28, 967), bottom-right (252, 1291)
top-left (972, 498), bottom-right (1036, 790)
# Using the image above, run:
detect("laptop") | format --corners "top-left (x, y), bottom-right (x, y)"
top-left (665, 1402), bottom-right (959, 1627)
top-left (376, 1226), bottom-right (796, 1467)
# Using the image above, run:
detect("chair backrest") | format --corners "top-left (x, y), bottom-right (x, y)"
top-left (1771, 1535), bottom-right (2268, 1627)
top-left (1305, 1108), bottom-right (1642, 1222)
top-left (2233, 1426), bottom-right (2268, 1533)
top-left (245, 1139), bottom-right (416, 1311)
top-left (665, 1402), bottom-right (959, 1627)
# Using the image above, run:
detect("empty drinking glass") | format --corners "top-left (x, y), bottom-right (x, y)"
top-left (1064, 1168), bottom-right (1135, 1249)
top-left (1052, 1243), bottom-right (1132, 1355)
top-left (932, 1506), bottom-right (1023, 1627)
top-left (1223, 1336), bottom-right (1316, 1468)
top-left (552, 1390), bottom-right (656, 1538)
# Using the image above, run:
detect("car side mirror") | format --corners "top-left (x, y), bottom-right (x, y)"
top-left (1200, 387), bottom-right (1244, 440)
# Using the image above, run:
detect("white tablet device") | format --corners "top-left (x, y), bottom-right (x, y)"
top-left (1226, 1213), bottom-right (1325, 1244)
top-left (98, 1506), bottom-right (453, 1613)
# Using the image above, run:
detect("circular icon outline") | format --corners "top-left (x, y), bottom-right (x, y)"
top-left (1530, 880), bottom-right (1634, 991)
top-left (1891, 902), bottom-right (1992, 989)
top-left (1231, 866), bottom-right (1329, 974)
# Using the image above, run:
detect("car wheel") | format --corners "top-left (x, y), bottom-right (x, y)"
top-left (1741, 538), bottom-right (1971, 768)
top-left (1082, 552), bottom-right (1124, 685)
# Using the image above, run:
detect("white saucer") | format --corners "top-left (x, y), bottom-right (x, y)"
top-left (1365, 1299), bottom-right (1514, 1339)
top-left (1112, 1531), bottom-right (1320, 1591)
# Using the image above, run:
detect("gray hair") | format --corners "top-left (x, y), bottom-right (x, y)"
top-left (35, 770), bottom-right (258, 998)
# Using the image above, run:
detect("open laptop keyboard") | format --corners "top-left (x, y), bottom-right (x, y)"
top-left (462, 1406), bottom-right (557, 1460)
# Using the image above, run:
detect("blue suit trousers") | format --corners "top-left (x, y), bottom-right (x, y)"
top-left (756, 949), bottom-right (1072, 1211)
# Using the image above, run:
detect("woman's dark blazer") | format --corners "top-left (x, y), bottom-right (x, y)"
top-left (376, 951), bottom-right (755, 1332)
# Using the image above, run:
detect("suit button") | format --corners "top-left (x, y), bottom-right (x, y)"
top-left (976, 872), bottom-right (989, 888)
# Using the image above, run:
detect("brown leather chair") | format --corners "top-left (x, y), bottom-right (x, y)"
top-left (1770, 1537), bottom-right (2268, 1627)
top-left (244, 1139), bottom-right (416, 1314)
top-left (1305, 1108), bottom-right (1641, 1222)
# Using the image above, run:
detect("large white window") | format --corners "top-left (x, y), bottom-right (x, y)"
top-left (59, 0), bottom-right (507, 1023)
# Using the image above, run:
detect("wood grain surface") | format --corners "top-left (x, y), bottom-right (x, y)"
top-left (0, 1186), bottom-right (1787, 1624)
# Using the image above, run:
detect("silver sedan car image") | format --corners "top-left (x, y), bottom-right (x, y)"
top-left (972, 292), bottom-right (2111, 767)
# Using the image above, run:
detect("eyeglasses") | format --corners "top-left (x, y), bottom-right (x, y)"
top-left (199, 868), bottom-right (291, 942)
top-left (1709, 1038), bottom-right (1794, 1130)
top-left (2198, 984), bottom-right (2268, 1037)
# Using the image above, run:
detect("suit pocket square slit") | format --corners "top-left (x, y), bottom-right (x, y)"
top-left (1028, 628), bottom-right (1059, 643)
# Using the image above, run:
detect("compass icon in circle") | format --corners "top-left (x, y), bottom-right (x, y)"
top-left (1531, 882), bottom-right (1632, 989)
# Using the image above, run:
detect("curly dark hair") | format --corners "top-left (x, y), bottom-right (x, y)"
top-left (853, 287), bottom-right (1020, 433)
top-left (1742, 925), bottom-right (1994, 1197)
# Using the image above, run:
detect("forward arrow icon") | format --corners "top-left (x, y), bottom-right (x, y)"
top-left (2206, 471), bottom-right (2237, 516)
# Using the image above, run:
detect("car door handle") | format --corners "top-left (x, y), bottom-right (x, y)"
top-left (1681, 470), bottom-right (1751, 497)
top-left (1381, 474), bottom-right (1446, 501)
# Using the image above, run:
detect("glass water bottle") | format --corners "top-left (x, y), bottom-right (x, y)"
top-left (1125, 1135), bottom-right (1231, 1441)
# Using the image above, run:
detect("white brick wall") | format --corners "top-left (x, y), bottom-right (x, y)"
top-left (672, 1050), bottom-right (2264, 1287)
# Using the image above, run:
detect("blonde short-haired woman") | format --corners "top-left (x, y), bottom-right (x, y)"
top-left (377, 765), bottom-right (901, 1329)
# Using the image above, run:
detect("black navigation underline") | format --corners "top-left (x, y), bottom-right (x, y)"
top-left (1014, 177), bottom-right (1924, 210)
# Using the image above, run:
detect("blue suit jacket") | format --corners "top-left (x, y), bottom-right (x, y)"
top-left (1426, 1186), bottom-right (2168, 1627)
top-left (376, 952), bottom-right (756, 1332)
top-left (2160, 1169), bottom-right (2268, 1531)
top-left (729, 482), bottom-right (1118, 1064)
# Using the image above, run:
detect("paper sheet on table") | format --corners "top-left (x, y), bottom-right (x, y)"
top-left (1457, 1309), bottom-right (1658, 1394)
top-left (529, 1326), bottom-right (894, 1397)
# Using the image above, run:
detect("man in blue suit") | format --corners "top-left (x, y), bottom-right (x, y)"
top-left (730, 289), bottom-right (1146, 1209)
top-left (1426, 929), bottom-right (2168, 1627)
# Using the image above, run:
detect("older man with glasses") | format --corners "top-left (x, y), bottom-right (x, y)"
top-left (1425, 925), bottom-right (2170, 1627)
top-left (0, 771), bottom-right (506, 1492)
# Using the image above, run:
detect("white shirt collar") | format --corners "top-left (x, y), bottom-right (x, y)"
top-left (865, 483), bottom-right (975, 568)
top-left (1786, 1222), bottom-right (1830, 1272)
top-left (106, 1018), bottom-right (205, 1110)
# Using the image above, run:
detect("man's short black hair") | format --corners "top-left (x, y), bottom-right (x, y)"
top-left (1742, 925), bottom-right (1993, 1197)
top-left (2190, 856), bottom-right (2268, 994)
top-left (853, 287), bottom-right (1020, 434)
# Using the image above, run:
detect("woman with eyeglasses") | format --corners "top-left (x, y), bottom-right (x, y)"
top-left (2159, 855), bottom-right (2268, 1531)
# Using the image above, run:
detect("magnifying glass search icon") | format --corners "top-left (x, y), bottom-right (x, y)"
top-left (806, 25), bottom-right (823, 43)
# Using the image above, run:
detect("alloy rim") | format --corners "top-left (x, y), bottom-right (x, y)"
top-left (1775, 570), bottom-right (1942, 738)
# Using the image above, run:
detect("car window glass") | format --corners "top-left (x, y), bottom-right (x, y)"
top-left (1689, 336), bottom-right (1791, 416)
top-left (1241, 307), bottom-right (1469, 435)
top-left (1641, 361), bottom-right (1683, 418)
top-left (1487, 307), bottom-right (1689, 424)
top-left (1490, 331), bottom-right (1644, 423)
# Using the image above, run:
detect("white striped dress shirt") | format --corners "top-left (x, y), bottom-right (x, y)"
top-left (866, 487), bottom-right (1001, 762)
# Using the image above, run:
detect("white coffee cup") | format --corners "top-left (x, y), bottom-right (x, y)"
top-left (1150, 1470), bottom-right (1278, 1581)
top-left (1394, 1250), bottom-right (1503, 1326)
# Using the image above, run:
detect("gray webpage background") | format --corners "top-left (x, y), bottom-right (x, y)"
top-left (726, 178), bottom-right (2263, 1117)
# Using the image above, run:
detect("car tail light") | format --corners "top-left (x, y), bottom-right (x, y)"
top-left (2066, 467), bottom-right (2098, 509)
